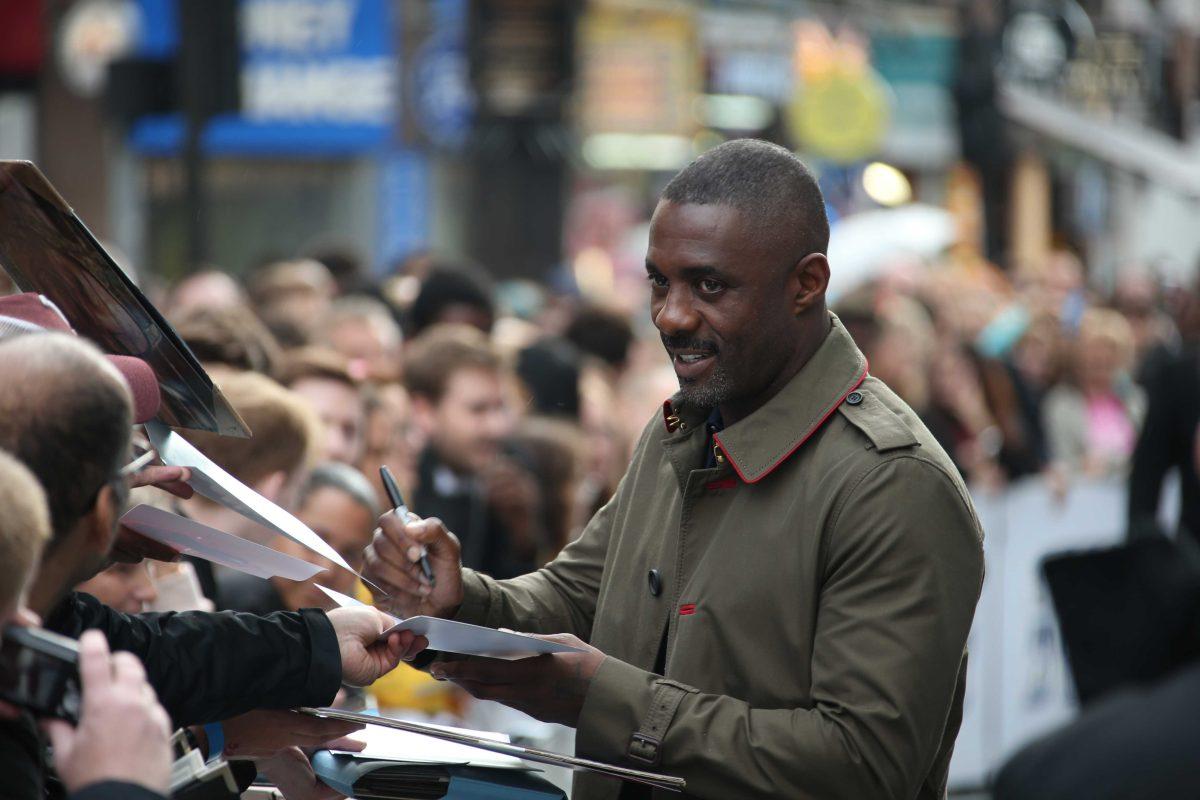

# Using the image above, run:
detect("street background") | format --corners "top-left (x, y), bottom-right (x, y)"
top-left (2, 0), bottom-right (1199, 794)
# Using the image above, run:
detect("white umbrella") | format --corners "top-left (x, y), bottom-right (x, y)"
top-left (826, 204), bottom-right (956, 302)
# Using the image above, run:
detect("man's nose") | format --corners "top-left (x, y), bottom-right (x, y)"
top-left (653, 285), bottom-right (700, 335)
top-left (135, 572), bottom-right (158, 604)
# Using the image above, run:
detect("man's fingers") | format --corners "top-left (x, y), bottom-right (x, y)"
top-left (397, 633), bottom-right (429, 661)
top-left (111, 651), bottom-right (148, 686)
top-left (366, 543), bottom-right (431, 596)
top-left (451, 679), bottom-right (515, 704)
top-left (431, 660), bottom-right (519, 686)
top-left (41, 718), bottom-right (74, 758)
top-left (321, 735), bottom-right (366, 753)
top-left (77, 630), bottom-right (113, 691)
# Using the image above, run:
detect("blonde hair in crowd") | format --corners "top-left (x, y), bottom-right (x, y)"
top-left (186, 370), bottom-right (321, 488)
top-left (0, 449), bottom-right (51, 616)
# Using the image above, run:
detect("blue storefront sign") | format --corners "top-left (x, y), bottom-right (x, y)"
top-left (129, 0), bottom-right (396, 157)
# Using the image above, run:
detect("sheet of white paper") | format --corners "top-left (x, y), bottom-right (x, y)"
top-left (121, 504), bottom-right (325, 582)
top-left (329, 721), bottom-right (530, 771)
top-left (314, 585), bottom-right (584, 660)
top-left (145, 420), bottom-right (352, 572)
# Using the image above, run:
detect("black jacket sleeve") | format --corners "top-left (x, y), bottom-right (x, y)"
top-left (46, 592), bottom-right (341, 727)
top-left (71, 782), bottom-right (165, 800)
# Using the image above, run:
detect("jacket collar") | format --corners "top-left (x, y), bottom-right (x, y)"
top-left (661, 312), bottom-right (868, 484)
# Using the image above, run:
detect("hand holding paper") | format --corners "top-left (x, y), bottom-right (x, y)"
top-left (315, 585), bottom-right (584, 661)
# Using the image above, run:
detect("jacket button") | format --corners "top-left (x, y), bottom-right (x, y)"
top-left (648, 569), bottom-right (662, 597)
top-left (846, 391), bottom-right (863, 405)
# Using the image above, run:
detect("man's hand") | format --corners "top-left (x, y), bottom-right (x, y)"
top-left (110, 527), bottom-right (182, 564)
top-left (430, 633), bottom-right (605, 727)
top-left (362, 512), bottom-right (464, 620)
top-left (42, 631), bottom-right (172, 796)
top-left (218, 710), bottom-right (364, 759)
top-left (108, 464), bottom-right (194, 563)
top-left (129, 464), bottom-right (194, 499)
top-left (326, 606), bottom-right (426, 686)
top-left (259, 744), bottom-right (357, 800)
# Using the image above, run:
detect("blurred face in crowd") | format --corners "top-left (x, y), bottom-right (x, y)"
top-left (77, 561), bottom-right (157, 614)
top-left (646, 201), bottom-right (828, 421)
top-left (325, 318), bottom-right (401, 381)
top-left (274, 486), bottom-right (375, 609)
top-left (359, 384), bottom-right (419, 500)
top-left (290, 376), bottom-right (365, 465)
top-left (1077, 331), bottom-right (1123, 391)
top-left (418, 367), bottom-right (512, 475)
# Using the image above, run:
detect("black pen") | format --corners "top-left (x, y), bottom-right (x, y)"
top-left (379, 465), bottom-right (435, 587)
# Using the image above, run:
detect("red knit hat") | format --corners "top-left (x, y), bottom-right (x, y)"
top-left (0, 292), bottom-right (162, 423)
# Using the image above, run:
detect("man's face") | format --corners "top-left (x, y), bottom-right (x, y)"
top-left (646, 201), bottom-right (800, 411)
top-left (424, 368), bottom-right (511, 475)
top-left (76, 561), bottom-right (157, 614)
top-left (291, 377), bottom-right (365, 465)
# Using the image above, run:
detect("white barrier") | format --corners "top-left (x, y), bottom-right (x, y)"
top-left (948, 476), bottom-right (1178, 789)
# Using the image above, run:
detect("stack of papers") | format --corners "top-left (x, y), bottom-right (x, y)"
top-left (332, 722), bottom-right (529, 770)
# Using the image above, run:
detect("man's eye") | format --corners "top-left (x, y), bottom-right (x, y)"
top-left (647, 273), bottom-right (668, 288)
top-left (698, 278), bottom-right (724, 294)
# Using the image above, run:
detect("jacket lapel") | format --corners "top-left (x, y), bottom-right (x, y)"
top-left (711, 313), bottom-right (867, 484)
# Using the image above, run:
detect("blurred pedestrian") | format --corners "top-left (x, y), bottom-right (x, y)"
top-left (279, 348), bottom-right (366, 466)
top-left (404, 324), bottom-right (541, 579)
top-left (1043, 309), bottom-right (1145, 479)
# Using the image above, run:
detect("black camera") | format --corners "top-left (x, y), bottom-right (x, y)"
top-left (0, 625), bottom-right (81, 723)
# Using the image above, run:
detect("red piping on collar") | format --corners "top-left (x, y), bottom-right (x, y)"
top-left (714, 361), bottom-right (869, 485)
top-left (661, 399), bottom-right (676, 432)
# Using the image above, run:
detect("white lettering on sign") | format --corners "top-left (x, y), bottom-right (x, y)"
top-left (242, 58), bottom-right (394, 123)
top-left (241, 0), bottom-right (357, 53)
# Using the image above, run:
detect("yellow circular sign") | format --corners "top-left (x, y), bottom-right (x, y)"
top-left (788, 68), bottom-right (890, 164)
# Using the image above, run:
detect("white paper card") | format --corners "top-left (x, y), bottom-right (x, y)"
top-left (315, 585), bottom-right (584, 660)
top-left (330, 722), bottom-right (529, 770)
top-left (145, 420), bottom-right (352, 572)
top-left (121, 504), bottom-right (325, 582)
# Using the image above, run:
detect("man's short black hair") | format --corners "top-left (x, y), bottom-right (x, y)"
top-left (0, 334), bottom-right (132, 547)
top-left (408, 262), bottom-right (496, 336)
top-left (660, 138), bottom-right (830, 261)
top-left (565, 305), bottom-right (634, 370)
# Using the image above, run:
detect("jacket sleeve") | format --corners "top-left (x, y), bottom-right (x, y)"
top-left (449, 418), bottom-right (657, 638)
top-left (453, 479), bottom-right (617, 639)
top-left (70, 782), bottom-right (165, 800)
top-left (574, 456), bottom-right (985, 800)
top-left (50, 593), bottom-right (342, 727)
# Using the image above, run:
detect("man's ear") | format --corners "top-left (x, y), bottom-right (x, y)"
top-left (256, 470), bottom-right (288, 504)
top-left (84, 483), bottom-right (122, 556)
top-left (410, 395), bottom-right (436, 436)
top-left (791, 253), bottom-right (830, 315)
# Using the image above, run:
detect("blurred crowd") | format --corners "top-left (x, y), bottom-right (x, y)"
top-left (837, 249), bottom-right (1199, 535)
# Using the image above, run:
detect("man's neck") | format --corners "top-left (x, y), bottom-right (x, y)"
top-left (718, 312), bottom-right (832, 427)
top-left (27, 553), bottom-right (76, 618)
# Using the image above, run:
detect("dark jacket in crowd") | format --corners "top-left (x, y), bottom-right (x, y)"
top-left (1128, 345), bottom-right (1200, 541)
top-left (0, 591), bottom-right (343, 800)
top-left (413, 447), bottom-right (537, 580)
top-left (994, 661), bottom-right (1200, 800)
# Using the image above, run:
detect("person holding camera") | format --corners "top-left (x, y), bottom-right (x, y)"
top-left (0, 450), bottom-right (171, 800)
top-left (0, 332), bottom-right (421, 799)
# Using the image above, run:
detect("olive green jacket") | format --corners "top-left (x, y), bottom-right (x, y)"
top-left (455, 314), bottom-right (985, 800)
